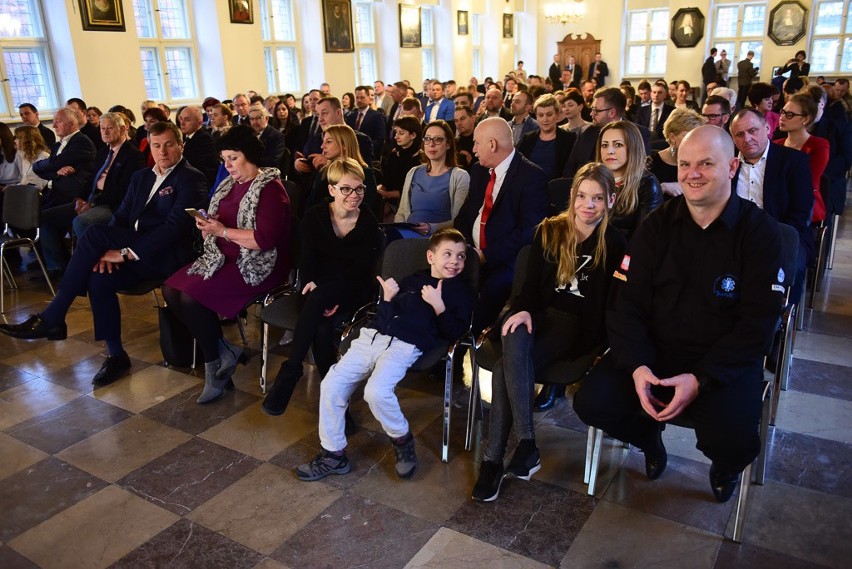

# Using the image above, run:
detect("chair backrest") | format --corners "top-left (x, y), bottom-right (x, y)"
top-left (278, 147), bottom-right (291, 180)
top-left (381, 238), bottom-right (480, 293)
top-left (2, 185), bottom-right (41, 231)
top-left (819, 174), bottom-right (830, 207)
top-left (547, 177), bottom-right (572, 215)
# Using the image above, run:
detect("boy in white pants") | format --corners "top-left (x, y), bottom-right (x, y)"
top-left (296, 228), bottom-right (474, 481)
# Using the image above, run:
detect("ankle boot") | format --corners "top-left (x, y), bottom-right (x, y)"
top-left (261, 366), bottom-right (301, 416)
top-left (533, 384), bottom-right (564, 412)
top-left (217, 337), bottom-right (247, 381)
top-left (198, 359), bottom-right (229, 404)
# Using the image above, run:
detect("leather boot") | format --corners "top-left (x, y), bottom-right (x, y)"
top-left (533, 384), bottom-right (564, 412)
top-left (217, 337), bottom-right (247, 381)
top-left (198, 359), bottom-right (228, 404)
top-left (261, 366), bottom-right (301, 416)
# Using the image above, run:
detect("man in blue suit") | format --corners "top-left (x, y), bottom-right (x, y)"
top-left (346, 85), bottom-right (387, 157)
top-left (0, 122), bottom-right (208, 386)
top-left (425, 82), bottom-right (455, 126)
top-left (730, 108), bottom-right (813, 299)
top-left (454, 117), bottom-right (549, 332)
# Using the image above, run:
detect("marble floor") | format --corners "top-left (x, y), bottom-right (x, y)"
top-left (1, 205), bottom-right (851, 569)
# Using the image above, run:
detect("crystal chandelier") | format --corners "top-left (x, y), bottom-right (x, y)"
top-left (544, 0), bottom-right (587, 25)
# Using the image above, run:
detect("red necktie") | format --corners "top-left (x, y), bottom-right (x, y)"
top-left (479, 169), bottom-right (496, 249)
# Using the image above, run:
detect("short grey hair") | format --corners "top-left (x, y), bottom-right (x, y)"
top-left (248, 103), bottom-right (269, 118)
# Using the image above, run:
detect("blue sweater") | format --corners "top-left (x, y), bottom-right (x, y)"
top-left (370, 270), bottom-right (474, 352)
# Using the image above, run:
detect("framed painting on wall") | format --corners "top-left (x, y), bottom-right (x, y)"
top-left (323, 0), bottom-right (354, 53)
top-left (399, 5), bottom-right (421, 48)
top-left (670, 8), bottom-right (705, 49)
top-left (79, 0), bottom-right (126, 32)
top-left (768, 1), bottom-right (808, 46)
top-left (229, 0), bottom-right (254, 24)
top-left (458, 10), bottom-right (469, 36)
top-left (503, 14), bottom-right (513, 39)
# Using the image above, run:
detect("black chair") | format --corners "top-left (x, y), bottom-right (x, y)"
top-left (278, 147), bottom-right (291, 180)
top-left (547, 177), bottom-right (572, 215)
top-left (1, 185), bottom-right (56, 313)
top-left (807, 175), bottom-right (832, 309)
top-left (584, 222), bottom-right (799, 543)
top-left (338, 238), bottom-right (481, 463)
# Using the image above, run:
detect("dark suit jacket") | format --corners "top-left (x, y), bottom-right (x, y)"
top-left (258, 126), bottom-right (287, 169)
top-left (548, 63), bottom-right (562, 85)
top-left (563, 122), bottom-right (651, 182)
top-left (80, 122), bottom-right (105, 152)
top-left (454, 152), bottom-right (549, 270)
top-left (38, 123), bottom-right (56, 147)
top-left (732, 143), bottom-right (814, 263)
top-left (567, 65), bottom-right (583, 88)
top-left (737, 59), bottom-right (758, 87)
top-left (110, 158), bottom-right (207, 274)
top-left (587, 61), bottom-right (609, 86)
top-left (182, 129), bottom-right (219, 188)
top-left (476, 108), bottom-right (512, 125)
top-left (635, 104), bottom-right (674, 140)
top-left (346, 108), bottom-right (387, 157)
top-left (516, 128), bottom-right (577, 181)
top-left (34, 131), bottom-right (97, 208)
top-left (90, 140), bottom-right (146, 211)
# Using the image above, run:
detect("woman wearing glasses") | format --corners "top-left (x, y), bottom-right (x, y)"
top-left (389, 120), bottom-right (469, 240)
top-left (775, 93), bottom-right (829, 222)
top-left (162, 126), bottom-right (291, 404)
top-left (263, 157), bottom-right (382, 416)
top-left (305, 124), bottom-right (379, 214)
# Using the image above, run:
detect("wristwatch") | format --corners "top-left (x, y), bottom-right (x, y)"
top-left (120, 248), bottom-right (131, 262)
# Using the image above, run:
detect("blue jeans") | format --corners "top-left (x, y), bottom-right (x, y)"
top-left (485, 309), bottom-right (580, 463)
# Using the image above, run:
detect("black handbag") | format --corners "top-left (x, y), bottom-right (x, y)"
top-left (156, 306), bottom-right (201, 367)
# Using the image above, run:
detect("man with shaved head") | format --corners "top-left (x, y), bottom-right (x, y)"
top-left (574, 125), bottom-right (786, 504)
top-left (454, 117), bottom-right (549, 332)
top-left (178, 105), bottom-right (218, 187)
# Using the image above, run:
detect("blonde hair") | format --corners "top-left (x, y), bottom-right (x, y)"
top-left (326, 157), bottom-right (365, 185)
top-left (595, 121), bottom-right (646, 218)
top-left (538, 163), bottom-right (615, 285)
top-left (323, 124), bottom-right (367, 167)
top-left (14, 125), bottom-right (49, 162)
top-left (662, 108), bottom-right (706, 140)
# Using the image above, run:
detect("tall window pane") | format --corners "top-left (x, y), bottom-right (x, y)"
top-left (814, 1), bottom-right (843, 34)
top-left (132, 0), bottom-right (156, 38)
top-left (275, 47), bottom-right (299, 92)
top-left (0, 0), bottom-right (42, 38)
top-left (628, 12), bottom-right (647, 42)
top-left (164, 47), bottom-right (195, 99)
top-left (812, 38), bottom-right (840, 73)
top-left (158, 0), bottom-right (189, 39)
top-left (624, 9), bottom-right (668, 77)
top-left (140, 47), bottom-right (163, 100)
top-left (715, 6), bottom-right (738, 37)
top-left (271, 0), bottom-right (295, 41)
top-left (135, 0), bottom-right (197, 102)
top-left (741, 6), bottom-right (766, 36)
top-left (262, 0), bottom-right (300, 94)
top-left (0, 0), bottom-right (58, 115)
top-left (3, 48), bottom-right (53, 108)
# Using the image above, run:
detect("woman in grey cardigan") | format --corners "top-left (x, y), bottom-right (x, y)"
top-left (389, 120), bottom-right (469, 241)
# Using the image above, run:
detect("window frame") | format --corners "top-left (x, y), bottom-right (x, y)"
top-left (0, 0), bottom-right (60, 117)
top-left (623, 8), bottom-right (669, 78)
top-left (421, 6), bottom-right (435, 80)
top-left (809, 0), bottom-right (852, 75)
top-left (353, 0), bottom-right (378, 86)
top-left (709, 1), bottom-right (768, 78)
top-left (133, 0), bottom-right (200, 103)
top-left (471, 13), bottom-right (482, 79)
top-left (260, 0), bottom-right (301, 95)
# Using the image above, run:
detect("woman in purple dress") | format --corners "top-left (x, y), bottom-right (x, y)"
top-left (163, 126), bottom-right (291, 404)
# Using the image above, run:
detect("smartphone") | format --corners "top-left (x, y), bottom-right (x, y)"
top-left (185, 208), bottom-right (208, 220)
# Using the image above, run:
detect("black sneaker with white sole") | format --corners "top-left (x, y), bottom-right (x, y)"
top-left (472, 460), bottom-right (504, 502)
top-left (505, 439), bottom-right (541, 481)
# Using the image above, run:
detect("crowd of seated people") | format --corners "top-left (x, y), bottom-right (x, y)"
top-left (0, 60), bottom-right (849, 503)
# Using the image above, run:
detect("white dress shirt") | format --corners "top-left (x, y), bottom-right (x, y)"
top-left (473, 150), bottom-right (515, 249)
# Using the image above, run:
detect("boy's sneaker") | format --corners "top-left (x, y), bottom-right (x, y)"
top-left (506, 439), bottom-right (541, 481)
top-left (296, 450), bottom-right (351, 481)
top-left (392, 433), bottom-right (417, 479)
top-left (472, 460), bottom-right (504, 502)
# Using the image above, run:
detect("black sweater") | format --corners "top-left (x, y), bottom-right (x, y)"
top-left (370, 270), bottom-right (474, 352)
top-left (511, 224), bottom-right (626, 357)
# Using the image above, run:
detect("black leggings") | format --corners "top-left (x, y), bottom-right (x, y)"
top-left (277, 284), bottom-right (347, 382)
top-left (162, 285), bottom-right (222, 363)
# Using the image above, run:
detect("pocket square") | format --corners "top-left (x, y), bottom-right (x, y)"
top-left (158, 186), bottom-right (174, 196)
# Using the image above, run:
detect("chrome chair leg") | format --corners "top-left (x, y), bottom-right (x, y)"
top-left (827, 214), bottom-right (839, 270)
top-left (464, 344), bottom-right (479, 452)
top-left (442, 352), bottom-right (453, 463)
top-left (586, 426), bottom-right (603, 496)
top-left (732, 463), bottom-right (752, 543)
top-left (260, 322), bottom-right (269, 393)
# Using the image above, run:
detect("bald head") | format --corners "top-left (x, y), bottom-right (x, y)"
top-left (178, 106), bottom-right (204, 135)
top-left (677, 125), bottom-right (739, 217)
top-left (473, 117), bottom-right (513, 168)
